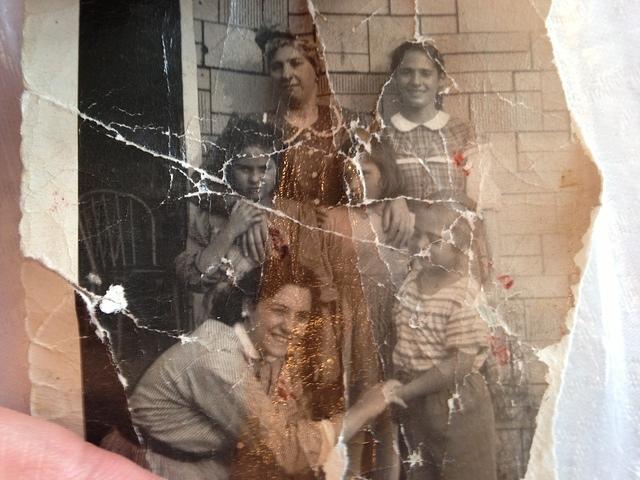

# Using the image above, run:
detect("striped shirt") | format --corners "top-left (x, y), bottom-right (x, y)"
top-left (384, 111), bottom-right (477, 199)
top-left (392, 272), bottom-right (489, 373)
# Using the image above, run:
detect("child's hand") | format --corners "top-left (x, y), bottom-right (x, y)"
top-left (319, 286), bottom-right (339, 305)
top-left (383, 198), bottom-right (413, 248)
top-left (355, 384), bottom-right (387, 419)
top-left (228, 200), bottom-right (265, 239)
top-left (239, 219), bottom-right (268, 262)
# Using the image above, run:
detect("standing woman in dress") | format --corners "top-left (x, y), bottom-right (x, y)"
top-left (242, 29), bottom-right (414, 440)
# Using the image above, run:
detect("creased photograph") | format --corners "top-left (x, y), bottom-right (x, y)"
top-left (20, 0), bottom-right (601, 479)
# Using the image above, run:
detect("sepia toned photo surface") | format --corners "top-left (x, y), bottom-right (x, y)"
top-left (21, 0), bottom-right (600, 479)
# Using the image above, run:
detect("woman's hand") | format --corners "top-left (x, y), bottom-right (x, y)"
top-left (0, 407), bottom-right (159, 479)
top-left (382, 198), bottom-right (413, 248)
top-left (341, 380), bottom-right (407, 442)
top-left (381, 379), bottom-right (408, 408)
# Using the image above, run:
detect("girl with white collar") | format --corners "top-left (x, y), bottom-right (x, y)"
top-left (384, 40), bottom-right (478, 204)
top-left (384, 40), bottom-right (492, 286)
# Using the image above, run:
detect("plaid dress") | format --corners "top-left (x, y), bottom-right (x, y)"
top-left (384, 111), bottom-right (477, 200)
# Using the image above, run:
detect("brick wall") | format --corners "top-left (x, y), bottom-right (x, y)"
top-left (192, 1), bottom-right (599, 478)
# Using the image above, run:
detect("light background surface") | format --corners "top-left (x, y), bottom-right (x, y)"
top-left (548, 1), bottom-right (640, 478)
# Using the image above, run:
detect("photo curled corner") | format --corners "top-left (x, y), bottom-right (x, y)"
top-left (20, 0), bottom-right (601, 479)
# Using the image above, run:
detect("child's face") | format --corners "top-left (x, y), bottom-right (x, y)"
top-left (394, 50), bottom-right (442, 111)
top-left (409, 207), bottom-right (470, 273)
top-left (360, 157), bottom-right (383, 200)
top-left (230, 145), bottom-right (276, 202)
top-left (347, 154), bottom-right (383, 202)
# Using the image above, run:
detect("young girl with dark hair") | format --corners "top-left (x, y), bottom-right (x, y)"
top-left (175, 115), bottom-right (280, 327)
top-left (385, 39), bottom-right (493, 286)
top-left (385, 40), bottom-right (477, 201)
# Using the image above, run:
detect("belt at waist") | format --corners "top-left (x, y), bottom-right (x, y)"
top-left (141, 431), bottom-right (233, 464)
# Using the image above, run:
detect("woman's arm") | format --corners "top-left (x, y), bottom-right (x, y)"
top-left (396, 350), bottom-right (477, 403)
top-left (191, 362), bottom-right (333, 474)
top-left (337, 380), bottom-right (403, 441)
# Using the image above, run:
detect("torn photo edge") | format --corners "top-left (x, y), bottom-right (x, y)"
top-left (19, 1), bottom-right (601, 479)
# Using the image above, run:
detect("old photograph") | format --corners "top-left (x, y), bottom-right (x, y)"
top-left (19, 0), bottom-right (600, 479)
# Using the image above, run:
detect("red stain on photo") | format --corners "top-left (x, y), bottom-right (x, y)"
top-left (48, 189), bottom-right (68, 214)
top-left (452, 150), bottom-right (465, 168)
top-left (489, 333), bottom-right (511, 366)
top-left (269, 226), bottom-right (289, 259)
top-left (497, 274), bottom-right (514, 289)
top-left (276, 377), bottom-right (296, 401)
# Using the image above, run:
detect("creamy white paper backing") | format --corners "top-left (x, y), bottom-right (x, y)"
top-left (19, 0), bottom-right (614, 478)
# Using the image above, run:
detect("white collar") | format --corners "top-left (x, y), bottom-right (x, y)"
top-left (234, 323), bottom-right (261, 361)
top-left (390, 110), bottom-right (451, 132)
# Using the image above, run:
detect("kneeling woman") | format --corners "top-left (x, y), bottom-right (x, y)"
top-left (129, 256), bottom-right (399, 480)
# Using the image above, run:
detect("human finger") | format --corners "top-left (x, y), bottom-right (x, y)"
top-left (389, 225), bottom-right (403, 248)
top-left (398, 218), bottom-right (412, 248)
top-left (0, 407), bottom-right (159, 480)
top-left (247, 225), bottom-right (260, 262)
top-left (240, 231), bottom-right (250, 257)
top-left (382, 202), bottom-right (391, 232)
top-left (254, 221), bottom-right (266, 262)
top-left (387, 396), bottom-right (408, 409)
top-left (315, 207), bottom-right (328, 227)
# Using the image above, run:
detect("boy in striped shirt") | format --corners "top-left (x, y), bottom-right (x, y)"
top-left (391, 194), bottom-right (497, 480)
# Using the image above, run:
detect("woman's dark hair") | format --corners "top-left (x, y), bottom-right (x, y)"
top-left (212, 254), bottom-right (321, 325)
top-left (255, 28), bottom-right (322, 75)
top-left (389, 40), bottom-right (446, 109)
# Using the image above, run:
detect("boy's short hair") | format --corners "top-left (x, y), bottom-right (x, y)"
top-left (214, 255), bottom-right (320, 324)
top-left (414, 190), bottom-right (477, 252)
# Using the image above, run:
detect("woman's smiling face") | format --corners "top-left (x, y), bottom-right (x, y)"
top-left (246, 284), bottom-right (312, 359)
top-left (394, 49), bottom-right (442, 111)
